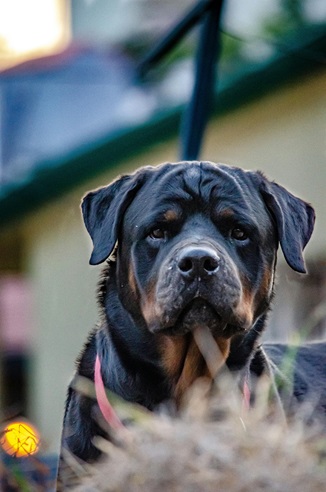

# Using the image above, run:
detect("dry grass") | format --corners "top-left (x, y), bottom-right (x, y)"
top-left (57, 323), bottom-right (326, 491)
top-left (60, 375), bottom-right (326, 492)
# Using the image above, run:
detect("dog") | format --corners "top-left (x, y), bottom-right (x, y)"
top-left (59, 160), bottom-right (325, 468)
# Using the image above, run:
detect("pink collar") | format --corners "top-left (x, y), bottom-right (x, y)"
top-left (95, 354), bottom-right (251, 427)
top-left (94, 355), bottom-right (125, 430)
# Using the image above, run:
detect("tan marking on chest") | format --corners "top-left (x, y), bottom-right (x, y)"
top-left (160, 332), bottom-right (231, 405)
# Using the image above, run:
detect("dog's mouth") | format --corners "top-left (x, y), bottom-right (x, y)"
top-left (180, 298), bottom-right (223, 330)
top-left (160, 298), bottom-right (226, 336)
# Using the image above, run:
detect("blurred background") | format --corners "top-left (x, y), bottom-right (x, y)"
top-left (0, 0), bottom-right (325, 470)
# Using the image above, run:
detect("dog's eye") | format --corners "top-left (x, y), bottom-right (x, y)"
top-left (149, 228), bottom-right (166, 240)
top-left (231, 228), bottom-right (248, 241)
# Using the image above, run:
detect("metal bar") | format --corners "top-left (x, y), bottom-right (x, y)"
top-left (180, 0), bottom-right (224, 160)
top-left (138, 0), bottom-right (212, 77)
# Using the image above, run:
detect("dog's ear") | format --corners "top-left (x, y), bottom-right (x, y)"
top-left (82, 172), bottom-right (145, 265)
top-left (260, 179), bottom-right (315, 274)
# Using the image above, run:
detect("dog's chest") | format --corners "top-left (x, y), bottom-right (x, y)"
top-left (160, 333), bottom-right (230, 404)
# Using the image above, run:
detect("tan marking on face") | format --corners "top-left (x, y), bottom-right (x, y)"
top-left (141, 281), bottom-right (162, 329)
top-left (159, 333), bottom-right (231, 406)
top-left (219, 208), bottom-right (234, 219)
top-left (141, 298), bottom-right (157, 327)
top-left (164, 209), bottom-right (179, 222)
top-left (238, 267), bottom-right (273, 326)
top-left (235, 278), bottom-right (255, 329)
top-left (260, 266), bottom-right (273, 299)
top-left (128, 264), bottom-right (138, 295)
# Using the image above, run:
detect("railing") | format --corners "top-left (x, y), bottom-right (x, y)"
top-left (139, 0), bottom-right (225, 161)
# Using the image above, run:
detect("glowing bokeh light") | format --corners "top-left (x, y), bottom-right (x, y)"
top-left (0, 0), bottom-right (68, 65)
top-left (1, 421), bottom-right (40, 458)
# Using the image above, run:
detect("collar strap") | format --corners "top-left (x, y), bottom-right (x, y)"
top-left (94, 355), bottom-right (125, 430)
top-left (95, 354), bottom-right (251, 426)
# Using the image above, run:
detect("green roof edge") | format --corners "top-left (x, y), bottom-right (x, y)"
top-left (1, 26), bottom-right (325, 228)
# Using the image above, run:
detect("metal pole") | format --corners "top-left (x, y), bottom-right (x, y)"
top-left (180, 0), bottom-right (224, 160)
top-left (138, 0), bottom-right (212, 78)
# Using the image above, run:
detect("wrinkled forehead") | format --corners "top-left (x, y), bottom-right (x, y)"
top-left (125, 162), bottom-right (270, 231)
top-left (130, 162), bottom-right (263, 219)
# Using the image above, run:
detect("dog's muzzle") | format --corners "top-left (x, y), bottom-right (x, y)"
top-left (144, 241), bottom-right (244, 336)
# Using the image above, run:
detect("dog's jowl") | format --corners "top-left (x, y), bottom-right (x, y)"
top-left (59, 161), bottom-right (325, 468)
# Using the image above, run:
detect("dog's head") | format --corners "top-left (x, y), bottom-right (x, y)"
top-left (82, 162), bottom-right (315, 342)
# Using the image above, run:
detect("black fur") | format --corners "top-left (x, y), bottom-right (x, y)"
top-left (59, 161), bottom-right (321, 471)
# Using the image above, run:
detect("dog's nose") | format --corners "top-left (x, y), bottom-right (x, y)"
top-left (177, 247), bottom-right (220, 279)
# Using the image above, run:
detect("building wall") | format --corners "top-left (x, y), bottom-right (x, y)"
top-left (17, 72), bottom-right (326, 452)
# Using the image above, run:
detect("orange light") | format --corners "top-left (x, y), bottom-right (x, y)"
top-left (1, 421), bottom-right (40, 458)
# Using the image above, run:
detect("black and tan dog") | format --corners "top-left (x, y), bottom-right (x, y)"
top-left (60, 161), bottom-right (325, 466)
